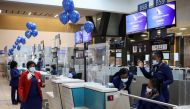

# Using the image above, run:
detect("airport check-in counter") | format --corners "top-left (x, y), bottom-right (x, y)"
top-left (61, 82), bottom-right (130, 109)
top-left (50, 77), bottom-right (84, 109)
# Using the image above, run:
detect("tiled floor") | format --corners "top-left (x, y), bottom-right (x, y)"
top-left (0, 72), bottom-right (20, 109)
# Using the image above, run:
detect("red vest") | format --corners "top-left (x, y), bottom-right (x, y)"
top-left (18, 71), bottom-right (43, 102)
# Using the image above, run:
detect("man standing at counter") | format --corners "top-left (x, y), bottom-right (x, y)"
top-left (138, 51), bottom-right (173, 103)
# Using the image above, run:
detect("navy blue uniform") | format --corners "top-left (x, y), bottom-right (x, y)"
top-left (138, 84), bottom-right (165, 109)
top-left (140, 63), bottom-right (173, 102)
top-left (21, 76), bottom-right (42, 109)
top-left (10, 68), bottom-right (20, 104)
top-left (51, 69), bottom-right (57, 75)
top-left (112, 73), bottom-right (133, 93)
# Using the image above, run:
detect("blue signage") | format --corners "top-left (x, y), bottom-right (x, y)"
top-left (154, 0), bottom-right (167, 7)
top-left (138, 2), bottom-right (149, 12)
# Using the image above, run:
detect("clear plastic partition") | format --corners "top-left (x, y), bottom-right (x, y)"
top-left (87, 43), bottom-right (110, 85)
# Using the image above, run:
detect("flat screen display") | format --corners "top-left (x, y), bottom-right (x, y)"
top-left (75, 31), bottom-right (83, 44)
top-left (163, 53), bottom-right (170, 60)
top-left (116, 53), bottom-right (122, 58)
top-left (83, 30), bottom-right (92, 43)
top-left (126, 11), bottom-right (147, 34)
top-left (147, 1), bottom-right (176, 29)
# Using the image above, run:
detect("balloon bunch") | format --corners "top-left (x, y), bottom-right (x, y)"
top-left (8, 22), bottom-right (38, 56)
top-left (59, 0), bottom-right (80, 24)
top-left (8, 36), bottom-right (26, 56)
top-left (25, 22), bottom-right (38, 39)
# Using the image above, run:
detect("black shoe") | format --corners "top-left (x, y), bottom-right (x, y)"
top-left (12, 102), bottom-right (18, 105)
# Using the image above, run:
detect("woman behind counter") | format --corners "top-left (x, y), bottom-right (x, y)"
top-left (19, 61), bottom-right (45, 109)
top-left (112, 68), bottom-right (133, 93)
top-left (138, 78), bottom-right (165, 109)
top-left (10, 61), bottom-right (20, 105)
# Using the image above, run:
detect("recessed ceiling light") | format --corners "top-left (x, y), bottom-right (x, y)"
top-left (97, 18), bottom-right (101, 21)
top-left (0, 10), bottom-right (2, 14)
top-left (141, 34), bottom-right (147, 37)
top-left (179, 28), bottom-right (187, 31)
top-left (28, 12), bottom-right (32, 16)
top-left (130, 39), bottom-right (135, 42)
top-left (157, 31), bottom-right (161, 34)
top-left (54, 14), bottom-right (58, 18)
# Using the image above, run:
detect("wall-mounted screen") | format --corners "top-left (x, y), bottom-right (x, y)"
top-left (75, 31), bottom-right (83, 44)
top-left (83, 30), bottom-right (92, 43)
top-left (147, 1), bottom-right (176, 29)
top-left (116, 53), bottom-right (122, 58)
top-left (163, 53), bottom-right (170, 60)
top-left (126, 11), bottom-right (147, 34)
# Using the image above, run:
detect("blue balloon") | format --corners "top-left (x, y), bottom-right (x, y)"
top-left (16, 36), bottom-right (22, 43)
top-left (25, 30), bottom-right (32, 39)
top-left (21, 38), bottom-right (26, 44)
top-left (31, 30), bottom-right (38, 37)
top-left (62, 0), bottom-right (74, 13)
top-left (69, 10), bottom-right (80, 24)
top-left (15, 41), bottom-right (19, 45)
top-left (59, 11), bottom-right (69, 25)
top-left (26, 22), bottom-right (33, 30)
top-left (13, 45), bottom-right (16, 49)
top-left (30, 23), bottom-right (37, 30)
top-left (17, 45), bottom-right (21, 51)
top-left (84, 21), bottom-right (94, 33)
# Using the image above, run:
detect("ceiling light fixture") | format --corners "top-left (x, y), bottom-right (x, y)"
top-left (97, 18), bottom-right (101, 21)
top-left (28, 12), bottom-right (32, 16)
top-left (54, 14), bottom-right (58, 18)
top-left (141, 34), bottom-right (147, 37)
top-left (179, 28), bottom-right (187, 31)
top-left (0, 10), bottom-right (2, 14)
top-left (130, 39), bottom-right (135, 42)
top-left (144, 38), bottom-right (149, 40)
top-left (157, 31), bottom-right (161, 34)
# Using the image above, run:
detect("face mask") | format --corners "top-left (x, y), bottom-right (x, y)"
top-left (152, 60), bottom-right (159, 65)
top-left (29, 67), bottom-right (36, 73)
top-left (146, 87), bottom-right (152, 93)
top-left (121, 78), bottom-right (128, 83)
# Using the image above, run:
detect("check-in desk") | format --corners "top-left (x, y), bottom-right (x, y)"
top-left (50, 77), bottom-right (84, 109)
top-left (61, 82), bottom-right (130, 109)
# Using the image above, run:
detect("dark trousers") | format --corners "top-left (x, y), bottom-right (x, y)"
top-left (11, 86), bottom-right (19, 104)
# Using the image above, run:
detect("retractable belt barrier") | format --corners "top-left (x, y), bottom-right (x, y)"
top-left (120, 92), bottom-right (178, 109)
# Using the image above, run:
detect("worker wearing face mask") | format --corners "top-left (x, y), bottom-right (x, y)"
top-left (112, 68), bottom-right (134, 93)
top-left (138, 51), bottom-right (173, 103)
top-left (18, 61), bottom-right (45, 109)
top-left (138, 79), bottom-right (165, 109)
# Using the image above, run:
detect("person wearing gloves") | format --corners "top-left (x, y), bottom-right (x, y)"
top-left (138, 79), bottom-right (165, 109)
top-left (138, 51), bottom-right (173, 103)
top-left (112, 68), bottom-right (133, 93)
top-left (18, 61), bottom-right (45, 109)
top-left (10, 61), bottom-right (20, 105)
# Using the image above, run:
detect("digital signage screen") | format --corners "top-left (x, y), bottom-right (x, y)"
top-left (147, 1), bottom-right (176, 29)
top-left (75, 31), bottom-right (83, 44)
top-left (126, 11), bottom-right (147, 34)
top-left (83, 30), bottom-right (92, 43)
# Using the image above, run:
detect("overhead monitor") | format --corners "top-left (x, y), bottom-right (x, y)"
top-left (126, 11), bottom-right (147, 34)
top-left (75, 31), bottom-right (83, 44)
top-left (147, 1), bottom-right (176, 29)
top-left (83, 30), bottom-right (92, 43)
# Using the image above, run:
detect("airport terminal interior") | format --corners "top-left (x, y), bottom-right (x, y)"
top-left (1, 0), bottom-right (190, 109)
